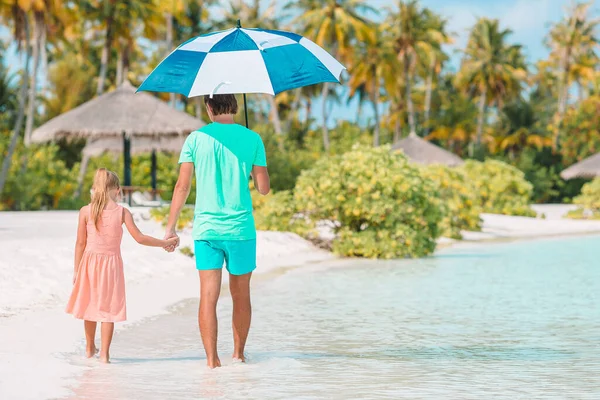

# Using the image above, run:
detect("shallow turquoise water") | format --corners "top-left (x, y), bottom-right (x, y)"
top-left (66, 236), bottom-right (600, 399)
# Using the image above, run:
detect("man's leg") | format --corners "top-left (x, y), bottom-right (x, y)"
top-left (229, 272), bottom-right (252, 362)
top-left (199, 269), bottom-right (223, 368)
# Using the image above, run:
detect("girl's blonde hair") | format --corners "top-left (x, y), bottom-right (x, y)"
top-left (90, 168), bottom-right (120, 229)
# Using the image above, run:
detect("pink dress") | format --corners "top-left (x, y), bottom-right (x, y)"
top-left (66, 205), bottom-right (127, 322)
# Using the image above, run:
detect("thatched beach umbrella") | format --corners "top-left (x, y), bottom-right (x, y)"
top-left (561, 152), bottom-right (600, 180)
top-left (31, 80), bottom-right (203, 196)
top-left (391, 132), bottom-right (464, 166)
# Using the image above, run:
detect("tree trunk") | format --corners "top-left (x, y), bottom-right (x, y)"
top-left (356, 101), bottom-right (362, 124)
top-left (423, 56), bottom-right (435, 136)
top-left (267, 95), bottom-right (282, 135)
top-left (554, 48), bottom-right (572, 150)
top-left (165, 12), bottom-right (176, 107)
top-left (286, 87), bottom-right (302, 132)
top-left (393, 113), bottom-right (401, 143)
top-left (195, 97), bottom-right (203, 119)
top-left (305, 97), bottom-right (312, 127)
top-left (267, 95), bottom-right (284, 150)
top-left (24, 14), bottom-right (43, 146)
top-left (0, 18), bottom-right (31, 198)
top-left (75, 153), bottom-right (91, 197)
top-left (97, 10), bottom-right (115, 96)
top-left (321, 82), bottom-right (330, 151)
top-left (372, 73), bottom-right (380, 147)
top-left (475, 87), bottom-right (487, 149)
top-left (116, 47), bottom-right (123, 85)
top-left (404, 55), bottom-right (416, 135)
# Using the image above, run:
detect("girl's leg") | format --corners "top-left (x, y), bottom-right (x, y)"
top-left (84, 320), bottom-right (98, 358)
top-left (100, 322), bottom-right (115, 363)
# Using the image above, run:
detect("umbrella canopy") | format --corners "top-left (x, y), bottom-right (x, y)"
top-left (561, 152), bottom-right (600, 180)
top-left (391, 133), bottom-right (464, 167)
top-left (31, 80), bottom-right (203, 143)
top-left (138, 25), bottom-right (345, 99)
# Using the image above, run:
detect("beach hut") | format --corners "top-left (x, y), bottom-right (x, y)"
top-left (560, 152), bottom-right (600, 180)
top-left (391, 132), bottom-right (464, 166)
top-left (30, 80), bottom-right (203, 198)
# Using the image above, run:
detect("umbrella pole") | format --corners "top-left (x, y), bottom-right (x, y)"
top-left (243, 93), bottom-right (249, 128)
top-left (123, 133), bottom-right (132, 206)
top-left (151, 149), bottom-right (157, 200)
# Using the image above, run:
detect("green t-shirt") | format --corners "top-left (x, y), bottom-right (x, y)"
top-left (178, 122), bottom-right (267, 241)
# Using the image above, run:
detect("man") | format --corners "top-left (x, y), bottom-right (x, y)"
top-left (164, 94), bottom-right (270, 369)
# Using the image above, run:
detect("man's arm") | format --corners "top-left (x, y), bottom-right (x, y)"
top-left (165, 162), bottom-right (194, 243)
top-left (251, 165), bottom-right (270, 195)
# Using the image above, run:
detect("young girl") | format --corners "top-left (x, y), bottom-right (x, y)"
top-left (65, 168), bottom-right (177, 363)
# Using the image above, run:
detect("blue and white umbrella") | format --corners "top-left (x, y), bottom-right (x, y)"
top-left (138, 22), bottom-right (345, 125)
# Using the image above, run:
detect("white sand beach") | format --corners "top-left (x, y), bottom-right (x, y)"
top-left (0, 209), bottom-right (332, 400)
top-left (1, 205), bottom-right (600, 399)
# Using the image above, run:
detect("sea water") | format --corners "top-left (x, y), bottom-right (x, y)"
top-left (64, 236), bottom-right (600, 399)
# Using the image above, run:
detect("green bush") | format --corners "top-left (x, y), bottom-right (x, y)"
top-left (568, 178), bottom-right (600, 219)
top-left (459, 159), bottom-right (536, 217)
top-left (421, 165), bottom-right (482, 239)
top-left (149, 205), bottom-right (194, 230)
top-left (253, 190), bottom-right (314, 236)
top-left (254, 125), bottom-right (319, 191)
top-left (294, 145), bottom-right (443, 259)
top-left (0, 138), bottom-right (79, 210)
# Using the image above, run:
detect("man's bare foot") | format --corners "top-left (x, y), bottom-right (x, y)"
top-left (85, 345), bottom-right (98, 358)
top-left (99, 351), bottom-right (110, 364)
top-left (232, 353), bottom-right (246, 363)
top-left (206, 357), bottom-right (221, 369)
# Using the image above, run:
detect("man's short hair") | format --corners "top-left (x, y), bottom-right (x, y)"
top-left (204, 94), bottom-right (238, 116)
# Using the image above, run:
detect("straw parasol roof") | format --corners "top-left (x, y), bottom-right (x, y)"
top-left (82, 136), bottom-right (186, 158)
top-left (31, 80), bottom-right (203, 143)
top-left (391, 132), bottom-right (464, 166)
top-left (561, 152), bottom-right (600, 180)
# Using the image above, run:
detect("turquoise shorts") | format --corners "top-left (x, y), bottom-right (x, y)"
top-left (194, 239), bottom-right (256, 276)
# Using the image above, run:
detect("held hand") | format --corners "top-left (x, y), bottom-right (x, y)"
top-left (163, 230), bottom-right (180, 253)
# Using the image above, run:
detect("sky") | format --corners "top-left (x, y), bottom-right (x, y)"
top-left (0, 0), bottom-right (595, 125)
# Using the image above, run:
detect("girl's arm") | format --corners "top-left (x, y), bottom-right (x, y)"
top-left (123, 208), bottom-right (178, 248)
top-left (73, 207), bottom-right (88, 283)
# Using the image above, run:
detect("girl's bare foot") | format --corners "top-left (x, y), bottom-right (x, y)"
top-left (85, 345), bottom-right (98, 358)
top-left (206, 357), bottom-right (221, 369)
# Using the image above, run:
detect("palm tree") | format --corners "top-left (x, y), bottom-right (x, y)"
top-left (385, 0), bottom-right (438, 136)
top-left (455, 18), bottom-right (526, 155)
top-left (288, 0), bottom-right (375, 151)
top-left (420, 10), bottom-right (452, 136)
top-left (495, 101), bottom-right (552, 159)
top-left (168, 0), bottom-right (215, 117)
top-left (82, 0), bottom-right (158, 95)
top-left (82, 0), bottom-right (117, 95)
top-left (159, 0), bottom-right (189, 106)
top-left (5, 0), bottom-right (67, 145)
top-left (0, 1), bottom-right (31, 197)
top-left (348, 26), bottom-right (396, 146)
top-left (112, 0), bottom-right (161, 86)
top-left (547, 1), bottom-right (599, 149)
top-left (426, 73), bottom-right (478, 157)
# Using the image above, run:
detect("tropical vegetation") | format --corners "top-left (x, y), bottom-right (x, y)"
top-left (1, 0), bottom-right (600, 256)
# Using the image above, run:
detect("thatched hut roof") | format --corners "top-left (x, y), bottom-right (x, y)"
top-left (561, 152), bottom-right (600, 180)
top-left (391, 132), bottom-right (464, 166)
top-left (31, 80), bottom-right (203, 143)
